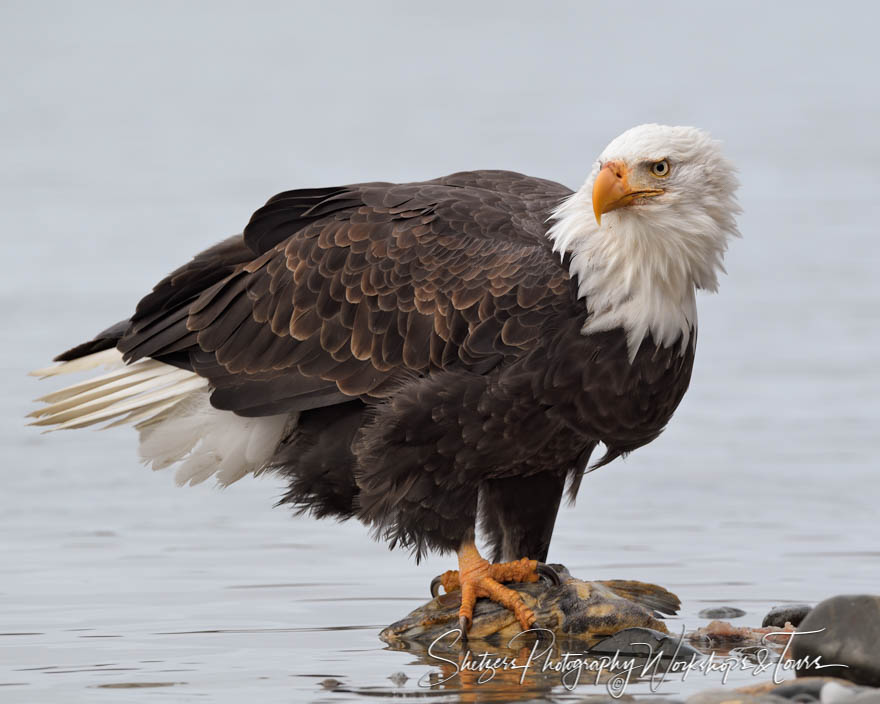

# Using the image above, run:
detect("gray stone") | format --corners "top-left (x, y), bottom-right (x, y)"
top-left (698, 606), bottom-right (747, 619)
top-left (772, 679), bottom-right (827, 700)
top-left (820, 681), bottom-right (861, 704)
top-left (793, 595), bottom-right (880, 687)
top-left (387, 671), bottom-right (408, 686)
top-left (763, 604), bottom-right (813, 628)
top-left (687, 690), bottom-right (790, 704)
top-left (590, 627), bottom-right (701, 658)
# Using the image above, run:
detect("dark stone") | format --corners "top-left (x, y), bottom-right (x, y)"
top-left (792, 594), bottom-right (880, 687)
top-left (698, 606), bottom-right (746, 619)
top-left (590, 627), bottom-right (701, 659)
top-left (763, 604), bottom-right (813, 628)
top-left (773, 677), bottom-right (825, 702)
top-left (770, 680), bottom-right (826, 700)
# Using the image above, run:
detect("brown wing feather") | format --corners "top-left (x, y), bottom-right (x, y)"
top-left (117, 171), bottom-right (577, 416)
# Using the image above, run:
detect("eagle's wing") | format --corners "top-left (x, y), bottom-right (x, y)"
top-left (116, 170), bottom-right (577, 417)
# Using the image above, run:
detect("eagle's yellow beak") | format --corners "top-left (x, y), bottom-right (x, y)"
top-left (592, 161), bottom-right (663, 225)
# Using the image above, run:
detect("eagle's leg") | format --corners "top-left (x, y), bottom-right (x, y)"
top-left (439, 540), bottom-right (538, 632)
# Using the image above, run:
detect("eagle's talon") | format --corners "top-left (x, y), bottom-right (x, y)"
top-left (430, 569), bottom-right (461, 597)
top-left (458, 615), bottom-right (471, 642)
top-left (536, 562), bottom-right (562, 587)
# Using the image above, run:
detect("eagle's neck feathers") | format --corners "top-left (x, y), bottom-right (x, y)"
top-left (548, 181), bottom-right (730, 361)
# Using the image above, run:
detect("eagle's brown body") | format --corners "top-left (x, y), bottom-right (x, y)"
top-left (53, 170), bottom-right (695, 562)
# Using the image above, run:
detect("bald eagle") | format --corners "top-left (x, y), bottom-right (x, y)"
top-left (30, 124), bottom-right (740, 633)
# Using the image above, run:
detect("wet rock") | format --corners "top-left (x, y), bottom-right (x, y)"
top-left (699, 606), bottom-right (746, 619)
top-left (763, 604), bottom-right (813, 628)
top-left (689, 619), bottom-right (794, 647)
top-left (821, 682), bottom-right (858, 704)
top-left (581, 698), bottom-right (681, 704)
top-left (792, 595), bottom-right (880, 687)
top-left (771, 679), bottom-right (831, 701)
top-left (844, 691), bottom-right (880, 704)
top-left (687, 690), bottom-right (790, 704)
top-left (381, 567), bottom-right (681, 651)
top-left (820, 681), bottom-right (876, 704)
top-left (590, 627), bottom-right (701, 659)
top-left (734, 677), bottom-right (860, 702)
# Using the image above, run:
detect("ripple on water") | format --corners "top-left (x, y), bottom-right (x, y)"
top-left (94, 682), bottom-right (185, 689)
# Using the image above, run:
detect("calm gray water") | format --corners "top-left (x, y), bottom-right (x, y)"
top-left (2, 2), bottom-right (878, 702)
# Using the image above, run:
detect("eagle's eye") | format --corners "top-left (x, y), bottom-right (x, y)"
top-left (650, 160), bottom-right (670, 178)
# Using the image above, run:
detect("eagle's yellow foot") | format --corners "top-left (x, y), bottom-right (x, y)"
top-left (431, 543), bottom-right (551, 632)
top-left (435, 556), bottom-right (541, 593)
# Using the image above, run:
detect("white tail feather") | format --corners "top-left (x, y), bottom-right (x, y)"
top-left (29, 348), bottom-right (129, 378)
top-left (30, 369), bottom-right (201, 427)
top-left (106, 398), bottom-right (183, 429)
top-left (30, 349), bottom-right (293, 487)
top-left (30, 363), bottom-right (173, 410)
top-left (32, 360), bottom-right (169, 404)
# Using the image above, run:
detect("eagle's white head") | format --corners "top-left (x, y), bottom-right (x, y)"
top-left (548, 124), bottom-right (741, 360)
